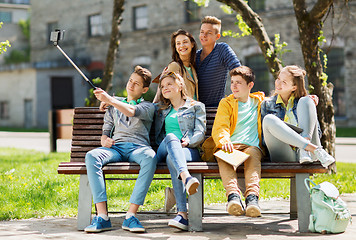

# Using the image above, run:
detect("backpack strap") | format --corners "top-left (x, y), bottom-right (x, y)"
top-left (304, 178), bottom-right (317, 193)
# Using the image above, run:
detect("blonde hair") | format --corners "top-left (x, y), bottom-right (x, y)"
top-left (158, 72), bottom-right (188, 110)
top-left (279, 65), bottom-right (308, 99)
top-left (201, 16), bottom-right (221, 34)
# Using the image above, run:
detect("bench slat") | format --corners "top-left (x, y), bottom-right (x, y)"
top-left (72, 141), bottom-right (102, 146)
top-left (72, 130), bottom-right (103, 135)
top-left (73, 125), bottom-right (103, 130)
top-left (74, 114), bottom-right (105, 119)
top-left (73, 119), bottom-right (104, 124)
top-left (58, 161), bottom-right (327, 175)
top-left (72, 136), bottom-right (101, 141)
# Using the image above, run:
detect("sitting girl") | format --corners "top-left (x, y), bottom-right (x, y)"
top-left (261, 65), bottom-right (335, 168)
top-left (155, 72), bottom-right (206, 230)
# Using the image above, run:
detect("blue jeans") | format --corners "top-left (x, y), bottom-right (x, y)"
top-left (85, 142), bottom-right (157, 205)
top-left (155, 133), bottom-right (200, 212)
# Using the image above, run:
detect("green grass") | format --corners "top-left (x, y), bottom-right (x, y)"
top-left (336, 127), bottom-right (356, 137)
top-left (0, 147), bottom-right (355, 220)
top-left (0, 127), bottom-right (48, 132)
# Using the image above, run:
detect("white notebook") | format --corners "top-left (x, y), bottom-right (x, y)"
top-left (214, 149), bottom-right (250, 168)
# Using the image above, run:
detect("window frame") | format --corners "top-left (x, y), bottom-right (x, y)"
top-left (133, 5), bottom-right (148, 31)
top-left (88, 13), bottom-right (104, 37)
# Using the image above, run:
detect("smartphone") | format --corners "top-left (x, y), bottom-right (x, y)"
top-left (181, 130), bottom-right (189, 142)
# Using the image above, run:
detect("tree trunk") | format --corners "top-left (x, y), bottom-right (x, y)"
top-left (102, 0), bottom-right (125, 93)
top-left (217, 0), bottom-right (282, 78)
top-left (87, 0), bottom-right (124, 106)
top-left (293, 0), bottom-right (336, 157)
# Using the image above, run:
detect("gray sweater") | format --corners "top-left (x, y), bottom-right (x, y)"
top-left (102, 97), bottom-right (155, 146)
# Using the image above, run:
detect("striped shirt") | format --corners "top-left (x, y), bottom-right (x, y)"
top-left (196, 42), bottom-right (241, 107)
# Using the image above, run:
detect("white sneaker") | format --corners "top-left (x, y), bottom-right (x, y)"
top-left (164, 187), bottom-right (176, 212)
top-left (314, 147), bottom-right (336, 168)
top-left (299, 149), bottom-right (313, 164)
top-left (185, 177), bottom-right (200, 195)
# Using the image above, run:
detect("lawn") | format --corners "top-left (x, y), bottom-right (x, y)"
top-left (0, 147), bottom-right (355, 220)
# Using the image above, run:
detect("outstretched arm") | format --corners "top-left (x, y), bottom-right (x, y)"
top-left (94, 88), bottom-right (136, 117)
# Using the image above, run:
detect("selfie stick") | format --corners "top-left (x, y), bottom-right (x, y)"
top-left (55, 45), bottom-right (97, 89)
top-left (51, 30), bottom-right (97, 89)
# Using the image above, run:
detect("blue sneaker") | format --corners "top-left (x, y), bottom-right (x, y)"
top-left (84, 216), bottom-right (112, 233)
top-left (168, 214), bottom-right (188, 231)
top-left (122, 216), bottom-right (145, 233)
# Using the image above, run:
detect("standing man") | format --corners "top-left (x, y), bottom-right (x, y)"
top-left (196, 16), bottom-right (241, 107)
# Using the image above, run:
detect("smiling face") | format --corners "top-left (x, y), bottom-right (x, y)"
top-left (175, 34), bottom-right (193, 59)
top-left (231, 75), bottom-right (254, 102)
top-left (199, 23), bottom-right (221, 48)
top-left (274, 69), bottom-right (297, 98)
top-left (126, 73), bottom-right (148, 100)
top-left (160, 76), bottom-right (182, 100)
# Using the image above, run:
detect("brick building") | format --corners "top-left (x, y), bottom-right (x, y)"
top-left (1, 0), bottom-right (355, 128)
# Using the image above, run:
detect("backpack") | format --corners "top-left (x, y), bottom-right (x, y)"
top-left (304, 178), bottom-right (352, 234)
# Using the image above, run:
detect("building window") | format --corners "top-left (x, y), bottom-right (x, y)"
top-left (47, 22), bottom-right (59, 44)
top-left (0, 11), bottom-right (12, 23)
top-left (88, 14), bottom-right (104, 37)
top-left (324, 48), bottom-right (345, 117)
top-left (133, 5), bottom-right (148, 30)
top-left (248, 0), bottom-right (265, 12)
top-left (185, 0), bottom-right (200, 23)
top-left (245, 54), bottom-right (270, 94)
top-left (0, 101), bottom-right (9, 119)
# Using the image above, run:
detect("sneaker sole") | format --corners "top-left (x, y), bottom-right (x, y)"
top-left (321, 159), bottom-right (335, 168)
top-left (122, 226), bottom-right (145, 233)
top-left (246, 205), bottom-right (261, 217)
top-left (227, 201), bottom-right (245, 216)
top-left (300, 158), bottom-right (313, 164)
top-left (168, 220), bottom-right (188, 231)
top-left (84, 227), bottom-right (112, 233)
top-left (186, 181), bottom-right (199, 195)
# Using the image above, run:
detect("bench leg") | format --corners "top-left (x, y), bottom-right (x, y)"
top-left (295, 173), bottom-right (311, 233)
top-left (77, 174), bottom-right (93, 231)
top-left (290, 177), bottom-right (297, 219)
top-left (188, 173), bottom-right (203, 232)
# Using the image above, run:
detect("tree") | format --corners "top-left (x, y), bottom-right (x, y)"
top-left (204, 0), bottom-right (337, 156)
top-left (101, 0), bottom-right (125, 93)
top-left (86, 0), bottom-right (125, 106)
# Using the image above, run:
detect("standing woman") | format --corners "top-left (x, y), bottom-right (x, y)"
top-left (153, 29), bottom-right (199, 101)
top-left (155, 72), bottom-right (206, 231)
top-left (261, 65), bottom-right (335, 167)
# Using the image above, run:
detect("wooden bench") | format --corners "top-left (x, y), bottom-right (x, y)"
top-left (57, 107), bottom-right (328, 232)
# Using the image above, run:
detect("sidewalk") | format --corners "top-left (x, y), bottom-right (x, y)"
top-left (1, 194), bottom-right (355, 240)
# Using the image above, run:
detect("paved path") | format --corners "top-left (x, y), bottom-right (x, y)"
top-left (1, 194), bottom-right (355, 240)
top-left (0, 132), bottom-right (355, 163)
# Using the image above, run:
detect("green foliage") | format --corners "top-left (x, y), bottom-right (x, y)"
top-left (4, 48), bottom-right (30, 64)
top-left (318, 30), bottom-right (329, 86)
top-left (2, 19), bottom-right (30, 64)
top-left (266, 34), bottom-right (291, 66)
top-left (0, 22), bottom-right (11, 55)
top-left (85, 77), bottom-right (102, 106)
top-left (0, 147), bottom-right (355, 220)
top-left (222, 14), bottom-right (252, 38)
top-left (191, 0), bottom-right (210, 7)
top-left (19, 19), bottom-right (30, 40)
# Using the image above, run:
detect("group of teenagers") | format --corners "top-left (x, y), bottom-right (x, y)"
top-left (83, 16), bottom-right (335, 233)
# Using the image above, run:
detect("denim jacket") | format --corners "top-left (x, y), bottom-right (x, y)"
top-left (155, 98), bottom-right (206, 148)
top-left (260, 95), bottom-right (299, 122)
